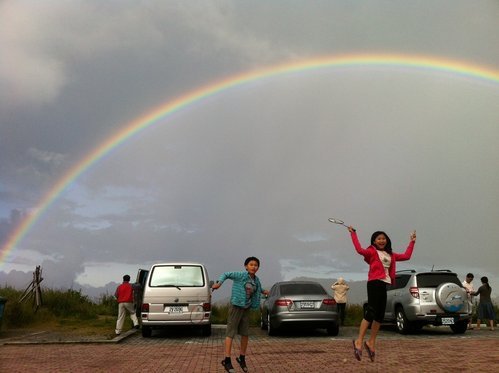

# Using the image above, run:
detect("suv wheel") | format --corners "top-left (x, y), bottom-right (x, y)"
top-left (395, 306), bottom-right (412, 334)
top-left (450, 320), bottom-right (467, 334)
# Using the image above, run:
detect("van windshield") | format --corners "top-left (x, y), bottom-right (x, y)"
top-left (150, 265), bottom-right (205, 287)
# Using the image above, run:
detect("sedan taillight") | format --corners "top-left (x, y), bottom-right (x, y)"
top-left (322, 298), bottom-right (336, 306)
top-left (275, 299), bottom-right (293, 307)
top-left (410, 287), bottom-right (420, 299)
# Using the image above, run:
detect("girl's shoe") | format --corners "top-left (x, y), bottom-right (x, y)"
top-left (364, 341), bottom-right (375, 362)
top-left (352, 340), bottom-right (362, 361)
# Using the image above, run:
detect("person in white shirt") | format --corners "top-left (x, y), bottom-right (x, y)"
top-left (462, 273), bottom-right (475, 330)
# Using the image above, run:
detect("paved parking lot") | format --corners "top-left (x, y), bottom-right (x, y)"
top-left (1, 326), bottom-right (498, 372)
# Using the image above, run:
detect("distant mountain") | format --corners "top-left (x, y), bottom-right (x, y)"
top-left (77, 282), bottom-right (119, 301)
top-left (0, 269), bottom-right (118, 302)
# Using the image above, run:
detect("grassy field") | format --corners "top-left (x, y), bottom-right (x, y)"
top-left (0, 285), bottom-right (120, 338)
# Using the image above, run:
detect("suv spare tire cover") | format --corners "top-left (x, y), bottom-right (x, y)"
top-left (435, 283), bottom-right (465, 312)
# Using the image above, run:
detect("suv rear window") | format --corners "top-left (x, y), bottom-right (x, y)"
top-left (416, 273), bottom-right (461, 288)
top-left (150, 265), bottom-right (204, 287)
top-left (280, 283), bottom-right (326, 296)
top-left (391, 274), bottom-right (411, 290)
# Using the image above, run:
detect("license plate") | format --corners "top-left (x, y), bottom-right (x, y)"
top-left (441, 317), bottom-right (454, 325)
top-left (168, 306), bottom-right (183, 314)
top-left (300, 301), bottom-right (315, 309)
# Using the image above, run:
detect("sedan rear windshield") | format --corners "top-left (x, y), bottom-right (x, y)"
top-left (416, 273), bottom-right (461, 288)
top-left (150, 265), bottom-right (204, 287)
top-left (280, 283), bottom-right (326, 296)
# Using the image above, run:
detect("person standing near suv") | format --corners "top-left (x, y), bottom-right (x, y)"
top-left (472, 276), bottom-right (496, 331)
top-left (462, 273), bottom-right (475, 330)
top-left (347, 227), bottom-right (416, 362)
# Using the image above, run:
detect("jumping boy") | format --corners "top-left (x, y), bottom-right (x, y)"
top-left (212, 256), bottom-right (268, 373)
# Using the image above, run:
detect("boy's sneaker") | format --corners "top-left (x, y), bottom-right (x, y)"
top-left (221, 359), bottom-right (235, 373)
top-left (236, 356), bottom-right (248, 372)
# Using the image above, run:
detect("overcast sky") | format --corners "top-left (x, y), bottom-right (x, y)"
top-left (1, 1), bottom-right (498, 299)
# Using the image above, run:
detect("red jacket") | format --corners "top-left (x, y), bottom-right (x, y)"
top-left (351, 231), bottom-right (414, 285)
top-left (115, 282), bottom-right (134, 303)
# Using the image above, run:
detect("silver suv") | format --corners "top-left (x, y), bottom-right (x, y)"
top-left (378, 269), bottom-right (471, 334)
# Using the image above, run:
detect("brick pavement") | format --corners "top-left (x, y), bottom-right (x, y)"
top-left (1, 327), bottom-right (498, 372)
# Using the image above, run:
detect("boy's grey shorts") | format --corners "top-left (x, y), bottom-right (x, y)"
top-left (226, 304), bottom-right (251, 338)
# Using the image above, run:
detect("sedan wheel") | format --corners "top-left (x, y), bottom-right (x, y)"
top-left (267, 314), bottom-right (276, 336)
top-left (260, 312), bottom-right (267, 330)
top-left (327, 322), bottom-right (339, 336)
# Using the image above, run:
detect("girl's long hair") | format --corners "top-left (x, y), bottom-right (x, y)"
top-left (371, 231), bottom-right (392, 255)
top-left (481, 276), bottom-right (491, 290)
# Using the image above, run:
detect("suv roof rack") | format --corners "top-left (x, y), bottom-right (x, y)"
top-left (431, 269), bottom-right (453, 272)
top-left (396, 269), bottom-right (416, 273)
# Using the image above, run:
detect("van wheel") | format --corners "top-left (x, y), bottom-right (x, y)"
top-left (141, 326), bottom-right (152, 338)
top-left (201, 324), bottom-right (212, 336)
top-left (395, 306), bottom-right (412, 334)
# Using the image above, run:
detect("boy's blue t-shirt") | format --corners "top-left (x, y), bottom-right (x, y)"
top-left (218, 271), bottom-right (262, 309)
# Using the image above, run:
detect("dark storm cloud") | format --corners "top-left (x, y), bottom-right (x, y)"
top-left (1, 1), bottom-right (498, 295)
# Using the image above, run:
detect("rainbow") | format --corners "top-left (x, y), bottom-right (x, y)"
top-left (1, 53), bottom-right (498, 267)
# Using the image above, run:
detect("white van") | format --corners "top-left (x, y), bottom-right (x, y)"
top-left (138, 262), bottom-right (213, 337)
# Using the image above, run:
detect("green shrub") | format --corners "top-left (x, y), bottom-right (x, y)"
top-left (211, 303), bottom-right (260, 326)
top-left (0, 286), bottom-right (38, 327)
top-left (94, 293), bottom-right (117, 316)
top-left (344, 304), bottom-right (364, 326)
top-left (3, 298), bottom-right (38, 327)
top-left (0, 286), bottom-right (109, 327)
top-left (211, 303), bottom-right (230, 324)
top-left (42, 288), bottom-right (98, 320)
